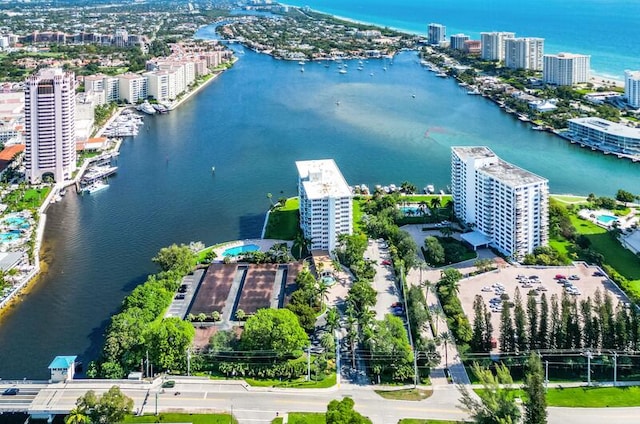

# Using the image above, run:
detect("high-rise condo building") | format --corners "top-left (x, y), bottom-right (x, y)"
top-left (543, 53), bottom-right (590, 86)
top-left (504, 37), bottom-right (544, 71)
top-left (450, 33), bottom-right (470, 50)
top-left (25, 68), bottom-right (76, 184)
top-left (296, 159), bottom-right (353, 253)
top-left (480, 31), bottom-right (515, 61)
top-left (625, 70), bottom-right (640, 108)
top-left (451, 147), bottom-right (548, 260)
top-left (427, 23), bottom-right (446, 45)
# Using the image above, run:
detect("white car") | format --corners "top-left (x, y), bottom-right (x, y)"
top-left (481, 286), bottom-right (492, 292)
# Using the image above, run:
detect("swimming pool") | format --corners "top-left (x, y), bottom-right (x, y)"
top-left (222, 244), bottom-right (260, 257)
top-left (0, 230), bottom-right (23, 242)
top-left (321, 276), bottom-right (336, 286)
top-left (400, 206), bottom-right (422, 216)
top-left (3, 216), bottom-right (30, 229)
top-left (597, 214), bottom-right (618, 225)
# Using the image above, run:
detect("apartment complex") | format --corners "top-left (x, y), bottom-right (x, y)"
top-left (543, 53), bottom-right (590, 86)
top-left (451, 147), bottom-right (548, 260)
top-left (480, 31), bottom-right (515, 61)
top-left (450, 34), bottom-right (470, 51)
top-left (504, 37), bottom-right (544, 71)
top-left (625, 70), bottom-right (640, 108)
top-left (427, 23), bottom-right (446, 45)
top-left (568, 117), bottom-right (640, 155)
top-left (24, 68), bottom-right (77, 184)
top-left (296, 159), bottom-right (353, 253)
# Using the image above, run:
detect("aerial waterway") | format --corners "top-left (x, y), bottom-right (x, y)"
top-left (0, 41), bottom-right (638, 379)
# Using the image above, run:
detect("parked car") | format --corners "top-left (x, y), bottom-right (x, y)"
top-left (2, 388), bottom-right (19, 396)
top-left (593, 271), bottom-right (605, 277)
top-left (391, 302), bottom-right (402, 308)
top-left (529, 275), bottom-right (539, 280)
top-left (569, 275), bottom-right (580, 280)
top-left (162, 380), bottom-right (176, 388)
top-left (175, 294), bottom-right (185, 300)
top-left (481, 286), bottom-right (492, 292)
top-left (555, 274), bottom-right (566, 280)
top-left (381, 260), bottom-right (391, 266)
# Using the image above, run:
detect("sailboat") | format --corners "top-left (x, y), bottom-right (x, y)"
top-left (211, 166), bottom-right (216, 173)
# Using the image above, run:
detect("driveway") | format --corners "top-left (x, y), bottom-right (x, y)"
top-left (365, 238), bottom-right (402, 320)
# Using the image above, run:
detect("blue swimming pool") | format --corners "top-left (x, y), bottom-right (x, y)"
top-left (597, 214), bottom-right (618, 225)
top-left (222, 244), bottom-right (260, 257)
top-left (0, 230), bottom-right (22, 242)
top-left (400, 206), bottom-right (422, 216)
top-left (3, 216), bottom-right (30, 229)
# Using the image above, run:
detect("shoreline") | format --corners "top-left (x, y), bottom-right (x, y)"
top-left (0, 60), bottom-right (237, 315)
top-left (280, 3), bottom-right (631, 80)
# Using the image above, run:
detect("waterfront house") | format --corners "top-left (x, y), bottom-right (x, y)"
top-left (48, 355), bottom-right (77, 382)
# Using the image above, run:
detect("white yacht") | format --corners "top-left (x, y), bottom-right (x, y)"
top-left (137, 101), bottom-right (156, 115)
top-left (85, 180), bottom-right (109, 194)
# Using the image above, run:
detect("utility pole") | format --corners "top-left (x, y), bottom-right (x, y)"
top-left (335, 330), bottom-right (341, 388)
top-left (586, 351), bottom-right (593, 386)
top-left (146, 350), bottom-right (149, 377)
top-left (307, 345), bottom-right (311, 381)
top-left (613, 352), bottom-right (617, 386)
top-left (155, 392), bottom-right (158, 416)
top-left (187, 348), bottom-right (191, 376)
top-left (545, 360), bottom-right (549, 391)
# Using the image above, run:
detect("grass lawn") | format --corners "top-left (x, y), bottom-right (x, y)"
top-left (264, 197), bottom-right (299, 240)
top-left (549, 239), bottom-right (571, 258)
top-left (375, 388), bottom-right (433, 401)
top-left (246, 373), bottom-right (336, 389)
top-left (271, 418), bottom-right (283, 424)
top-left (122, 413), bottom-right (236, 423)
top-left (287, 412), bottom-right (326, 424)
top-left (4, 187), bottom-right (51, 211)
top-left (403, 195), bottom-right (452, 205)
top-left (569, 215), bottom-right (640, 281)
top-left (353, 198), bottom-right (364, 232)
top-left (546, 386), bottom-right (640, 407)
top-left (550, 194), bottom-right (587, 204)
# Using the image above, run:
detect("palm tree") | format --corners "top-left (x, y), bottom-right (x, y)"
top-left (65, 408), bottom-right (89, 424)
top-left (317, 283), bottom-right (330, 308)
top-left (440, 330), bottom-right (453, 370)
top-left (292, 231), bottom-right (311, 259)
top-left (325, 307), bottom-right (340, 333)
top-left (418, 201), bottom-right (427, 216)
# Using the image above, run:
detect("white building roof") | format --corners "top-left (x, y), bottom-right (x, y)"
top-left (453, 146), bottom-right (548, 187)
top-left (569, 117), bottom-right (640, 139)
top-left (296, 159), bottom-right (351, 199)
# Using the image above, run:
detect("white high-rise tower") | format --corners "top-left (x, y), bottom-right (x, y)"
top-left (25, 68), bottom-right (77, 184)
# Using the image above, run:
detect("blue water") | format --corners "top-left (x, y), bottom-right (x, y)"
top-left (222, 244), bottom-right (260, 256)
top-left (400, 206), bottom-right (421, 216)
top-left (597, 214), bottom-right (618, 224)
top-left (283, 0), bottom-right (640, 79)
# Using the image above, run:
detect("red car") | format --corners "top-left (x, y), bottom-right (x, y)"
top-left (382, 260), bottom-right (392, 266)
top-left (554, 274), bottom-right (566, 280)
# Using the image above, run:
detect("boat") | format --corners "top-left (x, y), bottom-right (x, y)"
top-left (425, 184), bottom-right (435, 194)
top-left (84, 180), bottom-right (109, 194)
top-left (467, 88), bottom-right (481, 95)
top-left (531, 126), bottom-right (545, 131)
top-left (59, 189), bottom-right (66, 197)
top-left (300, 67), bottom-right (304, 73)
top-left (137, 101), bottom-right (156, 115)
top-left (298, 61), bottom-right (306, 65)
top-left (357, 66), bottom-right (363, 71)
top-left (211, 166), bottom-right (216, 173)
top-left (152, 103), bottom-right (169, 114)
top-left (339, 69), bottom-right (347, 74)
top-left (436, 72), bottom-right (448, 78)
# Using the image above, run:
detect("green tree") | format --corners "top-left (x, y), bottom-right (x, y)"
top-left (499, 304), bottom-right (515, 353)
top-left (513, 288), bottom-right (528, 352)
top-left (241, 308), bottom-right (308, 356)
top-left (471, 295), bottom-right (486, 352)
top-left (424, 236), bottom-right (445, 266)
top-left (438, 268), bottom-right (462, 297)
top-left (347, 279), bottom-right (377, 317)
top-left (75, 387), bottom-right (133, 424)
top-left (367, 315), bottom-right (414, 381)
top-left (527, 294), bottom-right (538, 350)
top-left (458, 363), bottom-right (520, 424)
top-left (325, 306), bottom-right (340, 333)
top-left (146, 317), bottom-right (195, 372)
top-left (615, 189), bottom-right (636, 206)
top-left (523, 353), bottom-right (548, 424)
top-left (152, 243), bottom-right (196, 274)
top-left (326, 397), bottom-right (372, 424)
top-left (538, 293), bottom-right (549, 349)
top-left (65, 407), bottom-right (89, 424)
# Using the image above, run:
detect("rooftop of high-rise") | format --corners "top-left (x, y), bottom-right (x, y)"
top-left (296, 159), bottom-right (352, 200)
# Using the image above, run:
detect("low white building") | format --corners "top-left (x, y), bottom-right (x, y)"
top-left (48, 355), bottom-right (77, 382)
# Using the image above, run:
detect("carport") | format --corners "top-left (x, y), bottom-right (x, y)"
top-left (460, 231), bottom-right (492, 251)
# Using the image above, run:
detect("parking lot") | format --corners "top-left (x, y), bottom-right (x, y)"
top-left (365, 239), bottom-right (403, 320)
top-left (458, 262), bottom-right (631, 345)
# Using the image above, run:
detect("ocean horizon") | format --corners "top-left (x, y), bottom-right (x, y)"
top-left (282, 0), bottom-right (640, 80)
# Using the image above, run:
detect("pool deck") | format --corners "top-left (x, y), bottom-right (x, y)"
top-left (211, 239), bottom-right (292, 262)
